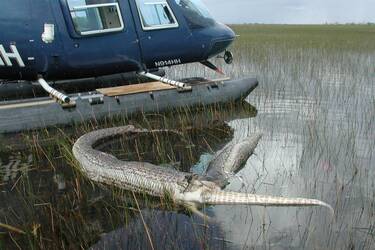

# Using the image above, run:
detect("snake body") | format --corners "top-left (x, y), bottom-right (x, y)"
top-left (72, 125), bottom-right (333, 214)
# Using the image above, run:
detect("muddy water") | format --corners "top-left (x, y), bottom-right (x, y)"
top-left (1, 25), bottom-right (375, 249)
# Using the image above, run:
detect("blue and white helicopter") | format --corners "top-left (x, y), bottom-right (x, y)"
top-left (0, 0), bottom-right (258, 133)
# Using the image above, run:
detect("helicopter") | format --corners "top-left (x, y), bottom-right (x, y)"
top-left (0, 0), bottom-right (258, 134)
top-left (0, 0), bottom-right (235, 102)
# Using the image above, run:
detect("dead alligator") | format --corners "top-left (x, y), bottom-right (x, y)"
top-left (72, 125), bottom-right (333, 215)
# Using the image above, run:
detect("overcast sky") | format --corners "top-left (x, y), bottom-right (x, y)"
top-left (202, 0), bottom-right (375, 24)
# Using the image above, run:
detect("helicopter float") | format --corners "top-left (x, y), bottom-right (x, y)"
top-left (0, 0), bottom-right (258, 133)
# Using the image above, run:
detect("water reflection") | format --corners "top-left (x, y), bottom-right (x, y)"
top-left (202, 63), bottom-right (374, 249)
top-left (163, 37), bottom-right (375, 248)
top-left (1, 26), bottom-right (375, 248)
top-left (0, 154), bottom-right (32, 184)
top-left (0, 103), bottom-right (257, 249)
top-left (90, 210), bottom-right (226, 250)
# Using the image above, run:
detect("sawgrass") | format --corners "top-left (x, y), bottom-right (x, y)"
top-left (0, 103), bottom-right (243, 249)
top-left (1, 24), bottom-right (374, 249)
top-left (218, 24), bottom-right (375, 249)
top-left (168, 24), bottom-right (375, 249)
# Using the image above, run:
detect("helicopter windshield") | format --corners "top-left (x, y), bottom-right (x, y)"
top-left (173, 0), bottom-right (216, 29)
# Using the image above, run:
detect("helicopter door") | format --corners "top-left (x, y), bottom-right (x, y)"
top-left (60, 0), bottom-right (143, 77)
top-left (131, 0), bottom-right (195, 69)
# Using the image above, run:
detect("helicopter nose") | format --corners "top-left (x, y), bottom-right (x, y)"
top-left (222, 24), bottom-right (236, 40)
top-left (206, 24), bottom-right (236, 58)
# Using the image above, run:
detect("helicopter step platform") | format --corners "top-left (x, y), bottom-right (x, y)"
top-left (97, 81), bottom-right (176, 97)
top-left (0, 77), bottom-right (258, 134)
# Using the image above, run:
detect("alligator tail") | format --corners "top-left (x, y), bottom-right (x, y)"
top-left (202, 191), bottom-right (334, 215)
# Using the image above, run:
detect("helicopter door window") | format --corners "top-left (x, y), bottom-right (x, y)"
top-left (135, 0), bottom-right (179, 30)
top-left (67, 0), bottom-right (124, 35)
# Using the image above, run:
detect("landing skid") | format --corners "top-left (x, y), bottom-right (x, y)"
top-left (0, 77), bottom-right (259, 133)
top-left (35, 71), bottom-right (193, 104)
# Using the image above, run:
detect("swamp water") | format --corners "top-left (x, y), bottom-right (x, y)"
top-left (0, 25), bottom-right (374, 249)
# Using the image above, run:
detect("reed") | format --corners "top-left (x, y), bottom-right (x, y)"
top-left (1, 24), bottom-right (374, 249)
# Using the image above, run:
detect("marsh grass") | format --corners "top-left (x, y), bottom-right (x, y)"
top-left (0, 103), bottom-right (248, 249)
top-left (1, 24), bottom-right (374, 249)
top-left (221, 25), bottom-right (374, 249)
top-left (165, 24), bottom-right (374, 249)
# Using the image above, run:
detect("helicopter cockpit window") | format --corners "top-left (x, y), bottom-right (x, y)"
top-left (135, 0), bottom-right (179, 30)
top-left (173, 0), bottom-right (216, 29)
top-left (67, 0), bottom-right (124, 35)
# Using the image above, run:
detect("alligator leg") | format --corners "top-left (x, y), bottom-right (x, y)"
top-left (184, 202), bottom-right (212, 222)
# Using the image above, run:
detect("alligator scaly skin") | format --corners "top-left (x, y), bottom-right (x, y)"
top-left (72, 125), bottom-right (334, 214)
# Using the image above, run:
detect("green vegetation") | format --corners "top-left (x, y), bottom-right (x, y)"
top-left (0, 104), bottom-right (250, 249)
top-left (1, 24), bottom-right (374, 249)
top-left (232, 24), bottom-right (375, 51)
